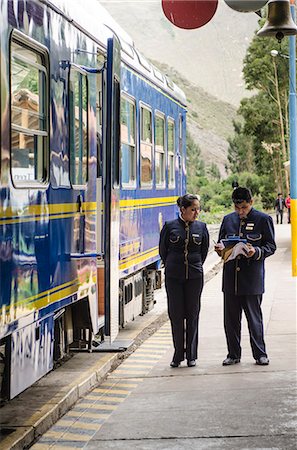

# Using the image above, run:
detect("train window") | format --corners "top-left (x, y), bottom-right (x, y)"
top-left (135, 50), bottom-right (151, 72)
top-left (153, 67), bottom-right (164, 82)
top-left (113, 78), bottom-right (120, 187)
top-left (69, 69), bottom-right (88, 186)
top-left (168, 118), bottom-right (175, 188)
top-left (165, 76), bottom-right (174, 91)
top-left (155, 113), bottom-right (165, 188)
top-left (120, 95), bottom-right (136, 187)
top-left (140, 105), bottom-right (153, 188)
top-left (179, 115), bottom-right (183, 153)
top-left (10, 37), bottom-right (49, 186)
top-left (120, 39), bottom-right (135, 59)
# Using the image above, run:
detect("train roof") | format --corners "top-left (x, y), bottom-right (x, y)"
top-left (44, 0), bottom-right (187, 106)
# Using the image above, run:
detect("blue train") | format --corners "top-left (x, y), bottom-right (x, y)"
top-left (0, 0), bottom-right (187, 399)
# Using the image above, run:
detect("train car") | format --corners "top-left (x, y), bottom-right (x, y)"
top-left (0, 0), bottom-right (187, 400)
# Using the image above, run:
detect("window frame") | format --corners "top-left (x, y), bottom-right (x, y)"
top-left (139, 102), bottom-right (153, 189)
top-left (135, 50), bottom-right (151, 73)
top-left (179, 114), bottom-right (183, 148)
top-left (120, 92), bottom-right (137, 189)
top-left (167, 117), bottom-right (176, 189)
top-left (154, 110), bottom-right (166, 189)
top-left (68, 65), bottom-right (89, 188)
top-left (9, 31), bottom-right (50, 189)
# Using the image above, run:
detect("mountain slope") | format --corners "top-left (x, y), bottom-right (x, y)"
top-left (155, 62), bottom-right (237, 175)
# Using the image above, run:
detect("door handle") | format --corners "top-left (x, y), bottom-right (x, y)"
top-left (77, 194), bottom-right (83, 213)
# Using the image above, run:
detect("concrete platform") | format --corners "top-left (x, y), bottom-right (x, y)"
top-left (1, 224), bottom-right (296, 450)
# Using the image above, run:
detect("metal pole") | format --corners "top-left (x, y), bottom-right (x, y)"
top-left (289, 0), bottom-right (297, 276)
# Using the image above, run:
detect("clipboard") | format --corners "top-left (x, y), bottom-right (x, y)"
top-left (221, 237), bottom-right (247, 247)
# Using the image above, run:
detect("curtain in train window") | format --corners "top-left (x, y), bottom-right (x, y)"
top-left (168, 119), bottom-right (175, 188)
top-left (140, 106), bottom-right (152, 187)
top-left (120, 96), bottom-right (136, 186)
top-left (69, 69), bottom-right (88, 185)
top-left (155, 114), bottom-right (165, 187)
top-left (10, 38), bottom-right (48, 186)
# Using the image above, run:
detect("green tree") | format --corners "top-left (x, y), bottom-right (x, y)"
top-left (227, 120), bottom-right (255, 173)
top-left (242, 30), bottom-right (289, 192)
top-left (208, 162), bottom-right (221, 181)
top-left (186, 131), bottom-right (205, 194)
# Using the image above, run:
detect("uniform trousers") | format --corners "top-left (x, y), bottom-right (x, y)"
top-left (224, 293), bottom-right (267, 360)
top-left (276, 210), bottom-right (283, 224)
top-left (165, 276), bottom-right (203, 363)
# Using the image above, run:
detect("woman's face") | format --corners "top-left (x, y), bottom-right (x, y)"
top-left (181, 199), bottom-right (200, 222)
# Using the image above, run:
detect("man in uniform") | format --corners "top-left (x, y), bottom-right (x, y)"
top-left (215, 187), bottom-right (276, 366)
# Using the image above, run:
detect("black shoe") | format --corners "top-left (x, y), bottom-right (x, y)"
top-left (170, 361), bottom-right (180, 368)
top-left (222, 357), bottom-right (240, 366)
top-left (256, 356), bottom-right (269, 366)
top-left (187, 360), bottom-right (196, 367)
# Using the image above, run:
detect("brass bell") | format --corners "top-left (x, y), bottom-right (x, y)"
top-left (257, 0), bottom-right (297, 41)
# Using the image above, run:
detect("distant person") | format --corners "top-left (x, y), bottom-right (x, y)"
top-left (232, 180), bottom-right (239, 189)
top-left (285, 193), bottom-right (291, 224)
top-left (274, 193), bottom-right (286, 224)
top-left (159, 194), bottom-right (209, 368)
top-left (215, 187), bottom-right (276, 366)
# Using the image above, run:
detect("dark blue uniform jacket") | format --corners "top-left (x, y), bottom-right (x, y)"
top-left (218, 208), bottom-right (276, 295)
top-left (159, 217), bottom-right (209, 280)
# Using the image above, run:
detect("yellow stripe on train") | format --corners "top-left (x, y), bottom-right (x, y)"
top-left (0, 197), bottom-right (177, 224)
top-left (119, 247), bottom-right (159, 270)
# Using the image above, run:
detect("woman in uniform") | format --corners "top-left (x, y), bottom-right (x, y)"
top-left (159, 194), bottom-right (209, 367)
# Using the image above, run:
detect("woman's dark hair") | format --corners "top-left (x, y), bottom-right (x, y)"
top-left (177, 194), bottom-right (198, 209)
top-left (232, 187), bottom-right (252, 204)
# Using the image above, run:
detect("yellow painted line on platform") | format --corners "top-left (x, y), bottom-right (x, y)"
top-left (93, 387), bottom-right (131, 395)
top-left (31, 445), bottom-right (51, 450)
top-left (101, 382), bottom-right (140, 388)
top-left (86, 395), bottom-right (126, 402)
top-left (140, 345), bottom-right (170, 350)
top-left (76, 402), bottom-right (117, 410)
top-left (70, 421), bottom-right (100, 431)
top-left (131, 355), bottom-right (162, 360)
top-left (67, 411), bottom-right (111, 419)
top-left (134, 348), bottom-right (166, 353)
top-left (55, 418), bottom-right (77, 427)
top-left (40, 430), bottom-right (64, 440)
top-left (121, 360), bottom-right (154, 365)
top-left (150, 336), bottom-right (172, 344)
top-left (58, 432), bottom-right (90, 442)
top-left (114, 369), bottom-right (149, 375)
top-left (52, 446), bottom-right (84, 450)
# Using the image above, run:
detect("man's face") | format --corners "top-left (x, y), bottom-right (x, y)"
top-left (234, 200), bottom-right (253, 219)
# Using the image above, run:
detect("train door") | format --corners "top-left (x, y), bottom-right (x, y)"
top-left (99, 37), bottom-right (121, 344)
top-left (96, 54), bottom-right (104, 329)
top-left (69, 65), bottom-right (89, 255)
